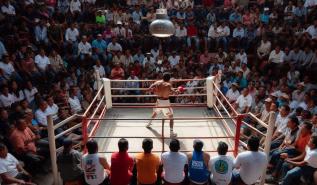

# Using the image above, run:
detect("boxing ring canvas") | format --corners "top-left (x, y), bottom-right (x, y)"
top-left (92, 107), bottom-right (236, 158)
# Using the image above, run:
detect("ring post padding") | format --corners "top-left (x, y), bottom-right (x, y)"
top-left (206, 76), bottom-right (215, 108)
top-left (47, 115), bottom-right (59, 185)
top-left (102, 78), bottom-right (112, 109)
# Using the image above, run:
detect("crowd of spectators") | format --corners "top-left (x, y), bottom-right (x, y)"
top-left (55, 136), bottom-right (269, 185)
top-left (0, 0), bottom-right (316, 184)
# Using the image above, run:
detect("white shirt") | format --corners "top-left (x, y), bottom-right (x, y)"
top-left (46, 104), bottom-right (59, 121)
top-left (70, 0), bottom-right (81, 13)
top-left (0, 153), bottom-right (19, 179)
top-left (142, 57), bottom-right (155, 67)
top-left (275, 114), bottom-right (289, 133)
top-left (235, 53), bottom-right (248, 64)
top-left (305, 147), bottom-right (317, 168)
top-left (35, 54), bottom-right (50, 71)
top-left (107, 42), bottom-right (122, 52)
top-left (226, 89), bottom-right (240, 102)
top-left (168, 55), bottom-right (180, 67)
top-left (12, 90), bottom-right (25, 103)
top-left (234, 151), bottom-right (268, 185)
top-left (269, 50), bottom-right (285, 64)
top-left (35, 108), bottom-right (49, 126)
top-left (65, 28), bottom-right (79, 42)
top-left (175, 27), bottom-right (187, 37)
top-left (161, 151), bottom-right (188, 183)
top-left (1, 4), bottom-right (15, 15)
top-left (0, 62), bottom-right (15, 78)
top-left (69, 96), bottom-right (82, 113)
top-left (235, 94), bottom-right (252, 110)
top-left (93, 65), bottom-right (106, 77)
top-left (113, 27), bottom-right (126, 38)
top-left (78, 42), bottom-right (92, 55)
top-left (305, 25), bottom-right (317, 39)
top-left (23, 87), bottom-right (38, 103)
top-left (216, 26), bottom-right (230, 37)
top-left (82, 153), bottom-right (107, 185)
top-left (208, 25), bottom-right (217, 38)
top-left (209, 155), bottom-right (234, 185)
top-left (0, 93), bottom-right (15, 108)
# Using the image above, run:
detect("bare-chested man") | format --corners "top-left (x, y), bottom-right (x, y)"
top-left (146, 73), bottom-right (178, 138)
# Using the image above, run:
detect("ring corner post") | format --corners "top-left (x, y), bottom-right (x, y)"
top-left (259, 111), bottom-right (276, 185)
top-left (102, 78), bottom-right (112, 109)
top-left (206, 76), bottom-right (215, 108)
top-left (47, 115), bottom-right (59, 185)
top-left (82, 116), bottom-right (88, 154)
top-left (233, 114), bottom-right (243, 157)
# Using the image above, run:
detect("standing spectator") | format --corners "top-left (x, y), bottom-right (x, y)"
top-left (57, 139), bottom-right (83, 184)
top-left (82, 139), bottom-right (110, 185)
top-left (187, 140), bottom-right (210, 185)
top-left (209, 142), bottom-right (234, 185)
top-left (135, 138), bottom-right (160, 185)
top-left (110, 138), bottom-right (134, 185)
top-left (233, 136), bottom-right (268, 185)
top-left (161, 139), bottom-right (188, 185)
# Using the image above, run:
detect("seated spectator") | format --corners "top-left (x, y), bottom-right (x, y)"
top-left (82, 139), bottom-right (110, 184)
top-left (161, 139), bottom-right (188, 185)
top-left (209, 141), bottom-right (233, 185)
top-left (0, 54), bottom-right (21, 81)
top-left (226, 83), bottom-right (240, 104)
top-left (46, 96), bottom-right (59, 122)
top-left (0, 143), bottom-right (35, 185)
top-left (35, 100), bottom-right (49, 127)
top-left (34, 48), bottom-right (51, 73)
top-left (233, 136), bottom-right (268, 185)
top-left (234, 88), bottom-right (252, 113)
top-left (281, 133), bottom-right (317, 185)
top-left (78, 35), bottom-right (92, 61)
top-left (0, 86), bottom-right (15, 109)
top-left (187, 140), bottom-right (210, 185)
top-left (10, 81), bottom-right (25, 103)
top-left (9, 118), bottom-right (45, 172)
top-left (271, 105), bottom-right (291, 149)
top-left (110, 138), bottom-right (134, 185)
top-left (57, 138), bottom-right (83, 184)
top-left (135, 138), bottom-right (160, 185)
top-left (68, 87), bottom-right (83, 114)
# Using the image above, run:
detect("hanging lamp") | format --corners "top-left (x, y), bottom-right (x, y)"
top-left (149, 8), bottom-right (175, 37)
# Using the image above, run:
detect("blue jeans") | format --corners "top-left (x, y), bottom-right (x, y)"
top-left (232, 171), bottom-right (246, 185)
top-left (282, 165), bottom-right (316, 185)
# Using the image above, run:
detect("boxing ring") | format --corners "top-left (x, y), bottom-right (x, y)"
top-left (46, 75), bottom-right (276, 185)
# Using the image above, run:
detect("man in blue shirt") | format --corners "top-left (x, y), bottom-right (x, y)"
top-left (92, 34), bottom-right (107, 62)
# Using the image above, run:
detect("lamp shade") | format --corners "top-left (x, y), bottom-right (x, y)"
top-left (149, 9), bottom-right (175, 37)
